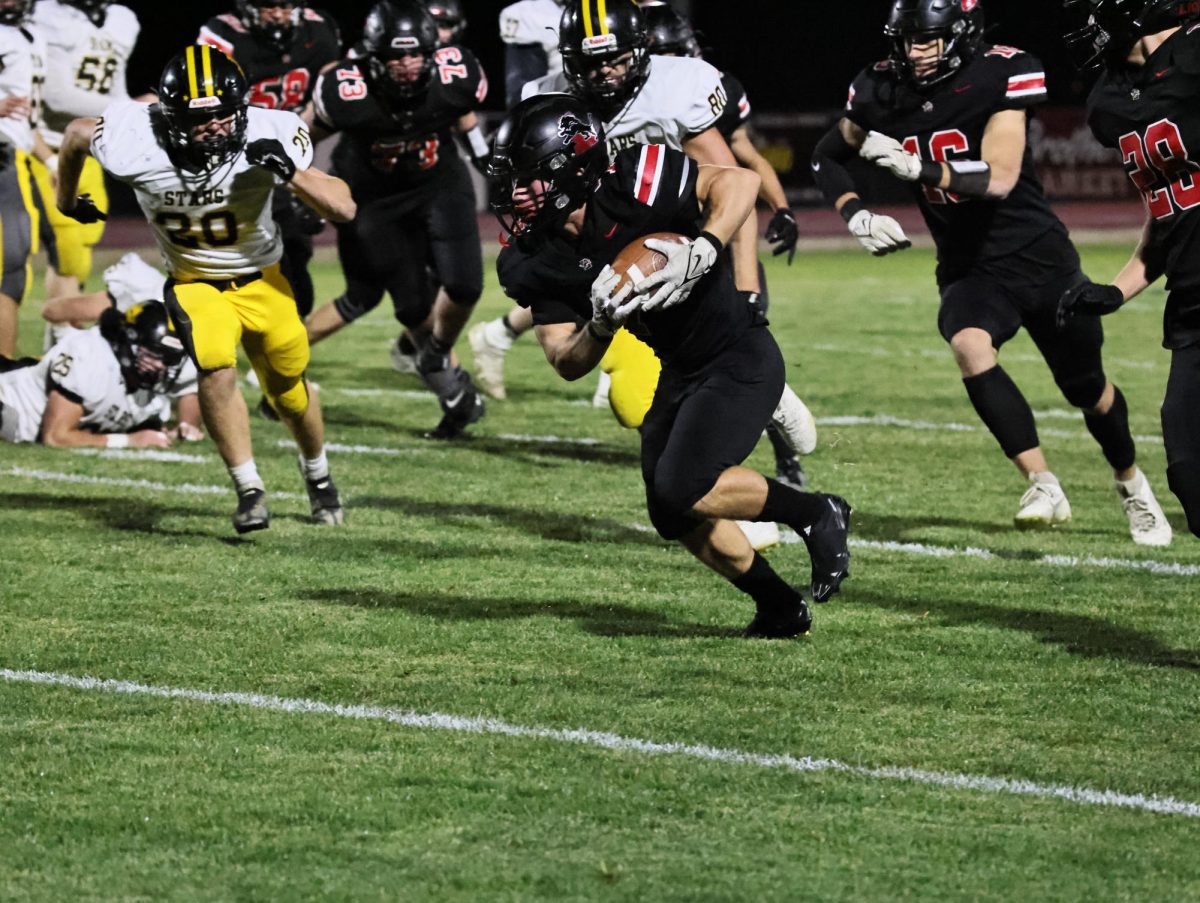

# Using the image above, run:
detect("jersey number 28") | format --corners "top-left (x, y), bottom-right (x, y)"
top-left (1118, 119), bottom-right (1200, 220)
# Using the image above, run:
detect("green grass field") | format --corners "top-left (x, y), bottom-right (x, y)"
top-left (3, 243), bottom-right (1199, 901)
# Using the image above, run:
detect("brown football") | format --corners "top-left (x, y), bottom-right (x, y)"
top-left (610, 231), bottom-right (690, 293)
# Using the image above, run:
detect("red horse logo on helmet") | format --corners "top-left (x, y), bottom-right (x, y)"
top-left (558, 113), bottom-right (599, 155)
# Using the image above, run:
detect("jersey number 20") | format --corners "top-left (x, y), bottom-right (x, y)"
top-left (155, 211), bottom-right (239, 248)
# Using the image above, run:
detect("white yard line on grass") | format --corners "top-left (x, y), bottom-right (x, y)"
top-left (2, 667), bottom-right (1196, 819)
top-left (71, 448), bottom-right (209, 464)
top-left (4, 467), bottom-right (300, 500)
top-left (818, 414), bottom-right (1164, 446)
top-left (809, 341), bottom-right (1160, 372)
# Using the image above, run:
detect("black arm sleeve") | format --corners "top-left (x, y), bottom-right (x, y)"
top-left (811, 124), bottom-right (860, 208)
top-left (505, 44), bottom-right (549, 107)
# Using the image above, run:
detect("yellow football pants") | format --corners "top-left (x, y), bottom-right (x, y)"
top-left (165, 264), bottom-right (310, 415)
top-left (600, 328), bottom-right (662, 429)
top-left (30, 154), bottom-right (106, 283)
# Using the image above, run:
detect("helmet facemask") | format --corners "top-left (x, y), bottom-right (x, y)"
top-left (0, 0), bottom-right (32, 26)
top-left (101, 304), bottom-right (188, 395)
top-left (885, 0), bottom-right (985, 89)
top-left (158, 46), bottom-right (250, 168)
top-left (237, 0), bottom-right (304, 55)
top-left (1063, 0), bottom-right (1200, 69)
top-left (368, 45), bottom-right (436, 102)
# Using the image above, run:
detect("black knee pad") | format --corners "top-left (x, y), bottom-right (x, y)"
top-left (1056, 368), bottom-right (1108, 410)
top-left (1167, 463), bottom-right (1200, 537)
top-left (333, 289), bottom-right (383, 324)
top-left (962, 366), bottom-right (1039, 459)
top-left (1083, 385), bottom-right (1136, 472)
top-left (442, 281), bottom-right (483, 308)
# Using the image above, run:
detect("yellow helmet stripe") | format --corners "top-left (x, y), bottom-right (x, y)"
top-left (185, 45), bottom-right (200, 100)
top-left (581, 0), bottom-right (593, 38)
top-left (596, 0), bottom-right (608, 34)
top-left (200, 44), bottom-right (215, 97)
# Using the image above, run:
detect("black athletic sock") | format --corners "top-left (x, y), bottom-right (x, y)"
top-left (764, 422), bottom-right (793, 467)
top-left (732, 551), bottom-right (804, 615)
top-left (1083, 386), bottom-right (1136, 472)
top-left (963, 366), bottom-right (1039, 459)
top-left (757, 478), bottom-right (828, 531)
top-left (500, 313), bottom-right (519, 337)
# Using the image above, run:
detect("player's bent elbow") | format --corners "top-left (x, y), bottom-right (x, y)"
top-left (987, 171), bottom-right (1019, 200)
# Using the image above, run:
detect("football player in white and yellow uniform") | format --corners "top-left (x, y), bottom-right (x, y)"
top-left (56, 44), bottom-right (357, 534)
top-left (0, 0), bottom-right (46, 358)
top-left (499, 0), bottom-right (564, 105)
top-left (30, 0), bottom-right (140, 300)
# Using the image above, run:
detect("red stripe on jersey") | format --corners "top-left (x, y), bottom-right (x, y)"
top-left (198, 28), bottom-right (235, 56)
top-left (1007, 76), bottom-right (1045, 93)
top-left (636, 145), bottom-right (662, 205)
top-left (476, 69), bottom-right (488, 103)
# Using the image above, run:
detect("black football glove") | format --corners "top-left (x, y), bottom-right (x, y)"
top-left (1057, 281), bottom-right (1125, 330)
top-left (246, 138), bottom-right (296, 182)
top-left (765, 207), bottom-right (799, 265)
top-left (64, 193), bottom-right (107, 224)
top-left (285, 192), bottom-right (326, 236)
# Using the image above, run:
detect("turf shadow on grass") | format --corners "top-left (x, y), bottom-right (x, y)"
top-left (353, 495), bottom-right (661, 546)
top-left (852, 510), bottom-right (1113, 540)
top-left (0, 491), bottom-right (251, 545)
top-left (304, 587), bottom-right (738, 639)
top-left (852, 588), bottom-right (1200, 672)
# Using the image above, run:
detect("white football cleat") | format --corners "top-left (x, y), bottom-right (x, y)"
top-left (737, 520), bottom-right (782, 551)
top-left (1014, 472), bottom-right (1072, 529)
top-left (389, 333), bottom-right (420, 374)
top-left (592, 369), bottom-right (612, 409)
top-left (771, 384), bottom-right (818, 456)
top-left (1116, 469), bottom-right (1173, 547)
top-left (468, 320), bottom-right (512, 400)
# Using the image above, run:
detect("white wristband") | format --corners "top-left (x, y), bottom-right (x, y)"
top-left (45, 154), bottom-right (59, 176)
top-left (105, 433), bottom-right (129, 449)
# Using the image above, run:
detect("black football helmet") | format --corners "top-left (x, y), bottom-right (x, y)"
top-left (236, 0), bottom-right (306, 55)
top-left (62, 0), bottom-right (110, 26)
top-left (885, 0), bottom-right (986, 88)
top-left (559, 0), bottom-right (650, 109)
top-left (0, 0), bottom-right (32, 26)
top-left (361, 0), bottom-right (440, 102)
top-left (488, 93), bottom-right (608, 243)
top-left (100, 302), bottom-right (188, 394)
top-left (1063, 0), bottom-right (1200, 68)
top-left (157, 45), bottom-right (250, 165)
top-left (426, 0), bottom-right (466, 45)
top-left (639, 1), bottom-right (701, 57)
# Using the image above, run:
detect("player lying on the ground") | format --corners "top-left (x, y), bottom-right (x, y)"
top-left (811, 0), bottom-right (1171, 546)
top-left (42, 252), bottom-right (167, 343)
top-left (0, 300), bottom-right (202, 448)
top-left (488, 93), bottom-right (852, 639)
top-left (1061, 0), bottom-right (1200, 539)
top-left (56, 44), bottom-right (356, 534)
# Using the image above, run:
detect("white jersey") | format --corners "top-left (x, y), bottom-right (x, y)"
top-left (91, 101), bottom-right (314, 280)
top-left (0, 328), bottom-right (197, 444)
top-left (0, 22), bottom-right (46, 152)
top-left (103, 253), bottom-right (167, 312)
top-left (521, 55), bottom-right (725, 157)
top-left (32, 1), bottom-right (138, 149)
top-left (499, 0), bottom-right (562, 76)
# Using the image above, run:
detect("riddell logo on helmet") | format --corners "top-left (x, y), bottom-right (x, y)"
top-left (582, 34), bottom-right (618, 54)
top-left (390, 36), bottom-right (420, 49)
top-left (188, 96), bottom-right (222, 109)
top-left (558, 113), bottom-right (599, 154)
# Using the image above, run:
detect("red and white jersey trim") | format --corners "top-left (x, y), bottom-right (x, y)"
top-left (635, 144), bottom-right (665, 206)
top-left (197, 26), bottom-right (235, 56)
top-left (1006, 72), bottom-right (1046, 99)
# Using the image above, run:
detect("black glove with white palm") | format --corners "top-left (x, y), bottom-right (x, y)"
top-left (859, 130), bottom-right (923, 182)
top-left (634, 234), bottom-right (721, 312)
top-left (246, 138), bottom-right (296, 182)
top-left (588, 264), bottom-right (639, 341)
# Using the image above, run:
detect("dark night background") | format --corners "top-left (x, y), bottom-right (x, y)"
top-left (121, 0), bottom-right (1096, 112)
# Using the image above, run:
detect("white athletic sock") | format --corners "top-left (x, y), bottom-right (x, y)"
top-left (229, 459), bottom-right (264, 494)
top-left (487, 317), bottom-right (516, 350)
top-left (299, 451), bottom-right (330, 482)
top-left (1116, 468), bottom-right (1146, 495)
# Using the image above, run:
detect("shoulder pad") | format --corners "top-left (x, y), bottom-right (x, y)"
top-left (216, 13), bottom-right (247, 32)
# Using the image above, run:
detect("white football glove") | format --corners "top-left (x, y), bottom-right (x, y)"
top-left (634, 235), bottom-right (719, 312)
top-left (860, 130), bottom-right (923, 182)
top-left (847, 209), bottom-right (912, 257)
top-left (588, 264), bottom-right (638, 339)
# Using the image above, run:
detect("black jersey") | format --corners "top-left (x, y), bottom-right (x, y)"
top-left (1087, 23), bottom-right (1200, 349)
top-left (197, 9), bottom-right (341, 113)
top-left (715, 71), bottom-right (751, 142)
top-left (313, 47), bottom-right (488, 193)
top-left (846, 45), bottom-right (1064, 282)
top-left (498, 144), bottom-right (754, 372)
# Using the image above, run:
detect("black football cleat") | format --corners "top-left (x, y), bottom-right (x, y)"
top-left (801, 494), bottom-right (852, 603)
top-left (232, 488), bottom-right (270, 534)
top-left (425, 370), bottom-right (485, 440)
top-left (304, 476), bottom-right (345, 525)
top-left (744, 599), bottom-right (813, 639)
top-left (776, 454), bottom-right (808, 490)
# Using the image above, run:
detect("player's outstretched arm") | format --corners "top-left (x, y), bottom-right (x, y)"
top-left (730, 126), bottom-right (798, 264)
top-left (170, 394), bottom-right (205, 442)
top-left (288, 166), bottom-right (357, 223)
top-left (56, 118), bottom-right (97, 209)
top-left (40, 390), bottom-right (169, 449)
top-left (42, 290), bottom-right (112, 327)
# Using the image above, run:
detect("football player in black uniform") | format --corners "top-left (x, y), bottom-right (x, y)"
top-left (306, 0), bottom-right (490, 439)
top-left (426, 0), bottom-right (466, 46)
top-left (811, 0), bottom-right (1172, 546)
top-left (1060, 0), bottom-right (1200, 538)
top-left (198, 1), bottom-right (342, 320)
top-left (489, 94), bottom-right (853, 638)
